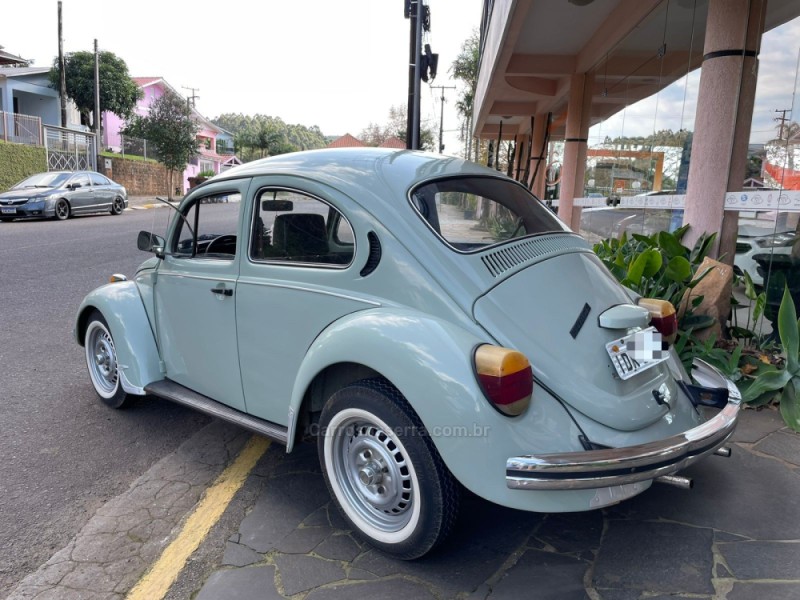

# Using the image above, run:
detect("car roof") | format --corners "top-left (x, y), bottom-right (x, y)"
top-left (213, 148), bottom-right (506, 197)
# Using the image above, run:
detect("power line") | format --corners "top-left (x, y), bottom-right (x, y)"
top-left (182, 86), bottom-right (200, 109)
top-left (431, 85), bottom-right (455, 153)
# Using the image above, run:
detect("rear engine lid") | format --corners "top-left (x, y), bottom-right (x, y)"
top-left (473, 251), bottom-right (674, 432)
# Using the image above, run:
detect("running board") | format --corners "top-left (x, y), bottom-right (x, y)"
top-left (145, 379), bottom-right (289, 445)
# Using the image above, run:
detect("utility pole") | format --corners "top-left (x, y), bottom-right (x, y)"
top-left (93, 39), bottom-right (101, 149)
top-left (404, 0), bottom-right (426, 149)
top-left (58, 1), bottom-right (67, 128)
top-left (182, 86), bottom-right (200, 109)
top-left (775, 108), bottom-right (791, 139)
top-left (431, 85), bottom-right (455, 153)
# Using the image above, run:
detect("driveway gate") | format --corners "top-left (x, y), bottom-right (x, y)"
top-left (44, 125), bottom-right (96, 172)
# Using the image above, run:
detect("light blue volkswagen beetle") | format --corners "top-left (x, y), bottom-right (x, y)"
top-left (75, 148), bottom-right (740, 558)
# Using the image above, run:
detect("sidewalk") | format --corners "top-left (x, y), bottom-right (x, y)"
top-left (126, 195), bottom-right (182, 210)
top-left (189, 407), bottom-right (799, 600)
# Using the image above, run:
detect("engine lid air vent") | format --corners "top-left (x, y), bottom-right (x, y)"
top-left (481, 234), bottom-right (590, 278)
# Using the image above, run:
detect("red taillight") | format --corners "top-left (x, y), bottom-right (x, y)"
top-left (474, 345), bottom-right (533, 416)
top-left (638, 298), bottom-right (677, 343)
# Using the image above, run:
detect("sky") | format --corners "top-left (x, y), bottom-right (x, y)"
top-left (3, 1), bottom-right (799, 154)
top-left (1, 0), bottom-right (482, 153)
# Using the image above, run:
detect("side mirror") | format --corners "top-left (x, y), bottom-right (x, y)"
top-left (138, 230), bottom-right (166, 256)
top-left (67, 182), bottom-right (79, 190)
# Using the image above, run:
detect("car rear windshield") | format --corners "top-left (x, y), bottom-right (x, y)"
top-left (410, 176), bottom-right (569, 252)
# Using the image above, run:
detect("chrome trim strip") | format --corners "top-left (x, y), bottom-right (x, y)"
top-left (236, 278), bottom-right (382, 307)
top-left (506, 361), bottom-right (741, 490)
top-left (156, 273), bottom-right (237, 284)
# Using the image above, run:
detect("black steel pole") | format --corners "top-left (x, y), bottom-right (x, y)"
top-left (406, 2), bottom-right (417, 149)
top-left (411, 0), bottom-right (423, 149)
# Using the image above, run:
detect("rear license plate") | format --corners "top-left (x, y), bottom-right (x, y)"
top-left (606, 327), bottom-right (668, 380)
top-left (1, 207), bottom-right (16, 214)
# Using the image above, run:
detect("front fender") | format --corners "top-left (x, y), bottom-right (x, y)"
top-left (287, 308), bottom-right (592, 512)
top-left (75, 281), bottom-right (161, 395)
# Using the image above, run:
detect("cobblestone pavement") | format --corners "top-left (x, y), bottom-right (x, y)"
top-left (189, 408), bottom-right (800, 600)
top-left (8, 408), bottom-right (799, 600)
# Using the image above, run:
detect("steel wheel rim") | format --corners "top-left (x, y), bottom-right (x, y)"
top-left (329, 413), bottom-right (415, 533)
top-left (86, 323), bottom-right (118, 397)
top-left (56, 201), bottom-right (68, 219)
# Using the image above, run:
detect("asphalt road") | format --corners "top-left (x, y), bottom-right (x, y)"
top-left (0, 208), bottom-right (210, 597)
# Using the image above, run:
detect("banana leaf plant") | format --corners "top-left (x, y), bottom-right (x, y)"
top-left (593, 225), bottom-right (716, 329)
top-left (742, 286), bottom-right (800, 432)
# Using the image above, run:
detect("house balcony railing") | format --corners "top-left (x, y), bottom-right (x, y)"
top-left (0, 111), bottom-right (43, 146)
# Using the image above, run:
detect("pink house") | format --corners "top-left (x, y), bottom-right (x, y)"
top-left (102, 77), bottom-right (241, 193)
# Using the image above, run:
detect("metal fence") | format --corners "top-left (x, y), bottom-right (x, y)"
top-left (43, 125), bottom-right (96, 172)
top-left (0, 111), bottom-right (42, 146)
top-left (120, 133), bottom-right (158, 161)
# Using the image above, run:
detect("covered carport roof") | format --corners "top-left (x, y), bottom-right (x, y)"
top-left (473, 0), bottom-right (800, 140)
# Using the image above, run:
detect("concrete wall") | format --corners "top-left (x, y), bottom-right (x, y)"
top-left (100, 155), bottom-right (170, 196)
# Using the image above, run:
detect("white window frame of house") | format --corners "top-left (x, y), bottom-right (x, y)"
top-left (199, 160), bottom-right (215, 173)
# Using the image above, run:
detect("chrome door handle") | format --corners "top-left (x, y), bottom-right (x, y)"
top-left (210, 288), bottom-right (233, 297)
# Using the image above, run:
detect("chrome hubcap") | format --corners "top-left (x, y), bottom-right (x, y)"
top-left (88, 325), bottom-right (118, 395)
top-left (331, 418), bottom-right (414, 532)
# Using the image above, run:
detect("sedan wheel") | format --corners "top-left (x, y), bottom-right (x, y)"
top-left (318, 379), bottom-right (459, 559)
top-left (84, 311), bottom-right (131, 408)
top-left (55, 198), bottom-right (70, 220)
top-left (111, 196), bottom-right (124, 215)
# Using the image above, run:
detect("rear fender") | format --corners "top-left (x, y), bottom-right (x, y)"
top-left (75, 281), bottom-right (161, 395)
top-left (286, 308), bottom-right (589, 512)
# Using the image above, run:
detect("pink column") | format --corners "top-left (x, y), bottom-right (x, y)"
top-left (683, 0), bottom-right (766, 261)
top-left (558, 74), bottom-right (593, 229)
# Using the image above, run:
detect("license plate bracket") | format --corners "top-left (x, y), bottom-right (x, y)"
top-left (606, 327), bottom-right (668, 380)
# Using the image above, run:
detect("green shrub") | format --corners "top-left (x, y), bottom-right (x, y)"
top-left (0, 141), bottom-right (47, 191)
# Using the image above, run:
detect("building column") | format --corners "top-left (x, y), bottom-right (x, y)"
top-left (683, 0), bottom-right (766, 260)
top-left (558, 73), bottom-right (593, 229)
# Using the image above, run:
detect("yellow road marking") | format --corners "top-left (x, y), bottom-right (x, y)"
top-left (126, 435), bottom-right (270, 600)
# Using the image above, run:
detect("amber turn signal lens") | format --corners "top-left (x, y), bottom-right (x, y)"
top-left (638, 298), bottom-right (677, 344)
top-left (474, 345), bottom-right (533, 416)
top-left (109, 274), bottom-right (128, 283)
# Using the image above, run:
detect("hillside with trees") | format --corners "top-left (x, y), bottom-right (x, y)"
top-left (212, 114), bottom-right (327, 162)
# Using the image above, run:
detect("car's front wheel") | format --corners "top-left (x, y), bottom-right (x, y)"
top-left (111, 196), bottom-right (125, 215)
top-left (84, 311), bottom-right (131, 408)
top-left (318, 379), bottom-right (459, 559)
top-left (54, 198), bottom-right (70, 220)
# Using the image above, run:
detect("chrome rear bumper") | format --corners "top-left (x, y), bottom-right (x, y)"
top-left (506, 359), bottom-right (741, 491)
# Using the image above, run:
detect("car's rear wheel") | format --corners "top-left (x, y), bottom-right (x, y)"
top-left (55, 198), bottom-right (70, 220)
top-left (84, 311), bottom-right (131, 408)
top-left (318, 378), bottom-right (459, 559)
top-left (111, 196), bottom-right (124, 215)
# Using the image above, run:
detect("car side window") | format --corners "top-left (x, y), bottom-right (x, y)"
top-left (89, 173), bottom-right (110, 186)
top-left (250, 189), bottom-right (354, 267)
top-left (72, 175), bottom-right (90, 188)
top-left (173, 192), bottom-right (242, 259)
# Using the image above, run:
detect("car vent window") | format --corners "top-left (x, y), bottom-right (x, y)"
top-left (410, 176), bottom-right (569, 253)
top-left (251, 189), bottom-right (355, 268)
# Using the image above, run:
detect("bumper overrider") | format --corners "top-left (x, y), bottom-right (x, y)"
top-left (506, 359), bottom-right (741, 490)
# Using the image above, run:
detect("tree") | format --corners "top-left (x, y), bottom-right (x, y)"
top-left (123, 90), bottom-right (197, 199)
top-left (49, 50), bottom-right (141, 126)
top-left (451, 29), bottom-right (480, 160)
top-left (212, 113), bottom-right (325, 162)
top-left (359, 105), bottom-right (436, 151)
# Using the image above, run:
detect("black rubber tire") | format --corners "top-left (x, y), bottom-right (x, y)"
top-left (55, 198), bottom-right (70, 220)
top-left (318, 378), bottom-right (459, 559)
top-left (0, 217), bottom-right (12, 222)
top-left (111, 196), bottom-right (125, 215)
top-left (83, 311), bottom-right (132, 409)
